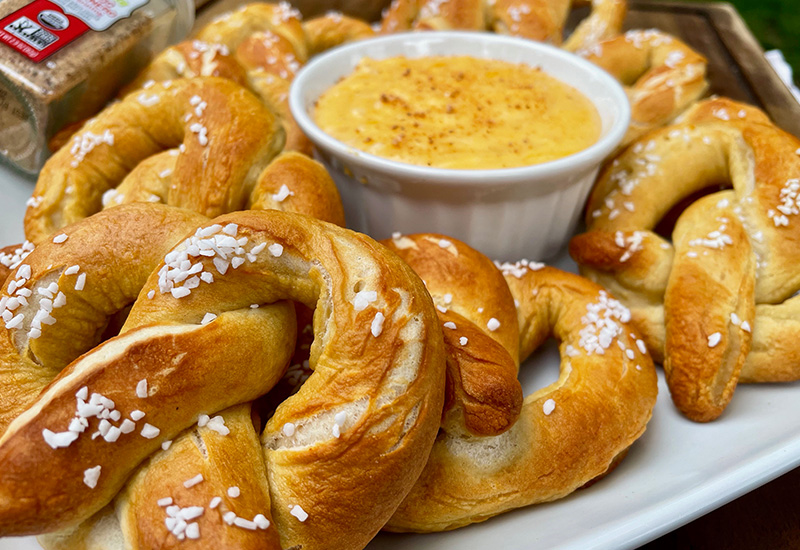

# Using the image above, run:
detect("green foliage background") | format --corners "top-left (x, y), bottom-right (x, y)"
top-left (675, 0), bottom-right (799, 85)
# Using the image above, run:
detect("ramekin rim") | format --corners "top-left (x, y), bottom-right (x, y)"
top-left (289, 31), bottom-right (631, 186)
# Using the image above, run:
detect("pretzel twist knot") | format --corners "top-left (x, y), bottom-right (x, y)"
top-left (570, 97), bottom-right (800, 422)
top-left (0, 210), bottom-right (446, 549)
top-left (383, 235), bottom-right (657, 532)
top-left (379, 0), bottom-right (626, 52)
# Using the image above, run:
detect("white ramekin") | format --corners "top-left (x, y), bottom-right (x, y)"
top-left (290, 31), bottom-right (630, 261)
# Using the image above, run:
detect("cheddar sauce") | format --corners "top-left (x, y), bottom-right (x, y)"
top-left (313, 56), bottom-right (602, 170)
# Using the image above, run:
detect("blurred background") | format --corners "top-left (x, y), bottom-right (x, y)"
top-left (677, 0), bottom-right (798, 85)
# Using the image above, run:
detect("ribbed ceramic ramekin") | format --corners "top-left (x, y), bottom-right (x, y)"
top-left (290, 31), bottom-right (630, 261)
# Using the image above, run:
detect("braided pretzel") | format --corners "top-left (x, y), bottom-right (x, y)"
top-left (379, 0), bottom-right (626, 52)
top-left (25, 77), bottom-right (283, 245)
top-left (578, 29), bottom-right (709, 145)
top-left (570, 97), bottom-right (800, 421)
top-left (382, 235), bottom-right (656, 532)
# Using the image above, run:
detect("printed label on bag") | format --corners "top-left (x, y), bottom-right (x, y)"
top-left (0, 0), bottom-right (147, 62)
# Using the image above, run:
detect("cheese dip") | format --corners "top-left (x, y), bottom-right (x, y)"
top-left (313, 55), bottom-right (601, 169)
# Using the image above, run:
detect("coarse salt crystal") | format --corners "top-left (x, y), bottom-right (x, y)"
top-left (271, 184), bottom-right (294, 202)
top-left (52, 233), bottom-right (68, 244)
top-left (443, 321), bottom-right (456, 330)
top-left (542, 399), bottom-right (556, 416)
top-left (75, 273), bottom-right (86, 291)
top-left (268, 243), bottom-right (283, 257)
top-left (200, 312), bottom-right (216, 325)
top-left (289, 505), bottom-right (308, 522)
top-left (183, 474), bottom-right (204, 488)
top-left (353, 290), bottom-right (377, 312)
top-left (227, 486), bottom-right (240, 498)
top-left (459, 336), bottom-right (468, 345)
top-left (141, 423), bottom-right (160, 439)
top-left (83, 465), bottom-right (101, 489)
top-left (206, 415), bottom-right (229, 436)
top-left (487, 318), bottom-right (500, 331)
top-left (254, 514), bottom-right (270, 529)
top-left (136, 379), bottom-right (148, 398)
top-left (282, 422), bottom-right (296, 436)
top-left (707, 332), bottom-right (722, 347)
top-left (371, 312), bottom-right (385, 337)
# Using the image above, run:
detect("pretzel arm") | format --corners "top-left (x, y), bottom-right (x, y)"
top-left (25, 78), bottom-right (282, 244)
top-left (741, 297), bottom-right (800, 382)
top-left (116, 404), bottom-right (282, 548)
top-left (379, 0), bottom-right (424, 33)
top-left (302, 12), bottom-right (375, 56)
top-left (562, 0), bottom-right (626, 53)
top-left (413, 0), bottom-right (486, 30)
top-left (382, 234), bottom-right (521, 438)
top-left (580, 30), bottom-right (708, 144)
top-left (664, 193), bottom-right (755, 421)
top-left (486, 0), bottom-right (569, 44)
top-left (104, 150), bottom-right (177, 208)
top-left (248, 152), bottom-right (345, 226)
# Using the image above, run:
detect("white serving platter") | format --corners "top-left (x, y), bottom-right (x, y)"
top-left (1, 164), bottom-right (799, 550)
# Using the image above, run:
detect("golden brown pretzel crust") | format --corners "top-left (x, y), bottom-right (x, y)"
top-left (570, 97), bottom-right (800, 421)
top-left (386, 264), bottom-right (657, 532)
top-left (25, 78), bottom-right (282, 244)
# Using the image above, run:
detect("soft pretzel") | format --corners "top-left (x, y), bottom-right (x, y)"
top-left (380, 248), bottom-right (656, 531)
top-left (0, 210), bottom-right (446, 549)
top-left (570, 97), bottom-right (800, 421)
top-left (579, 29), bottom-right (709, 145)
top-left (379, 0), bottom-right (626, 52)
top-left (25, 77), bottom-right (283, 244)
